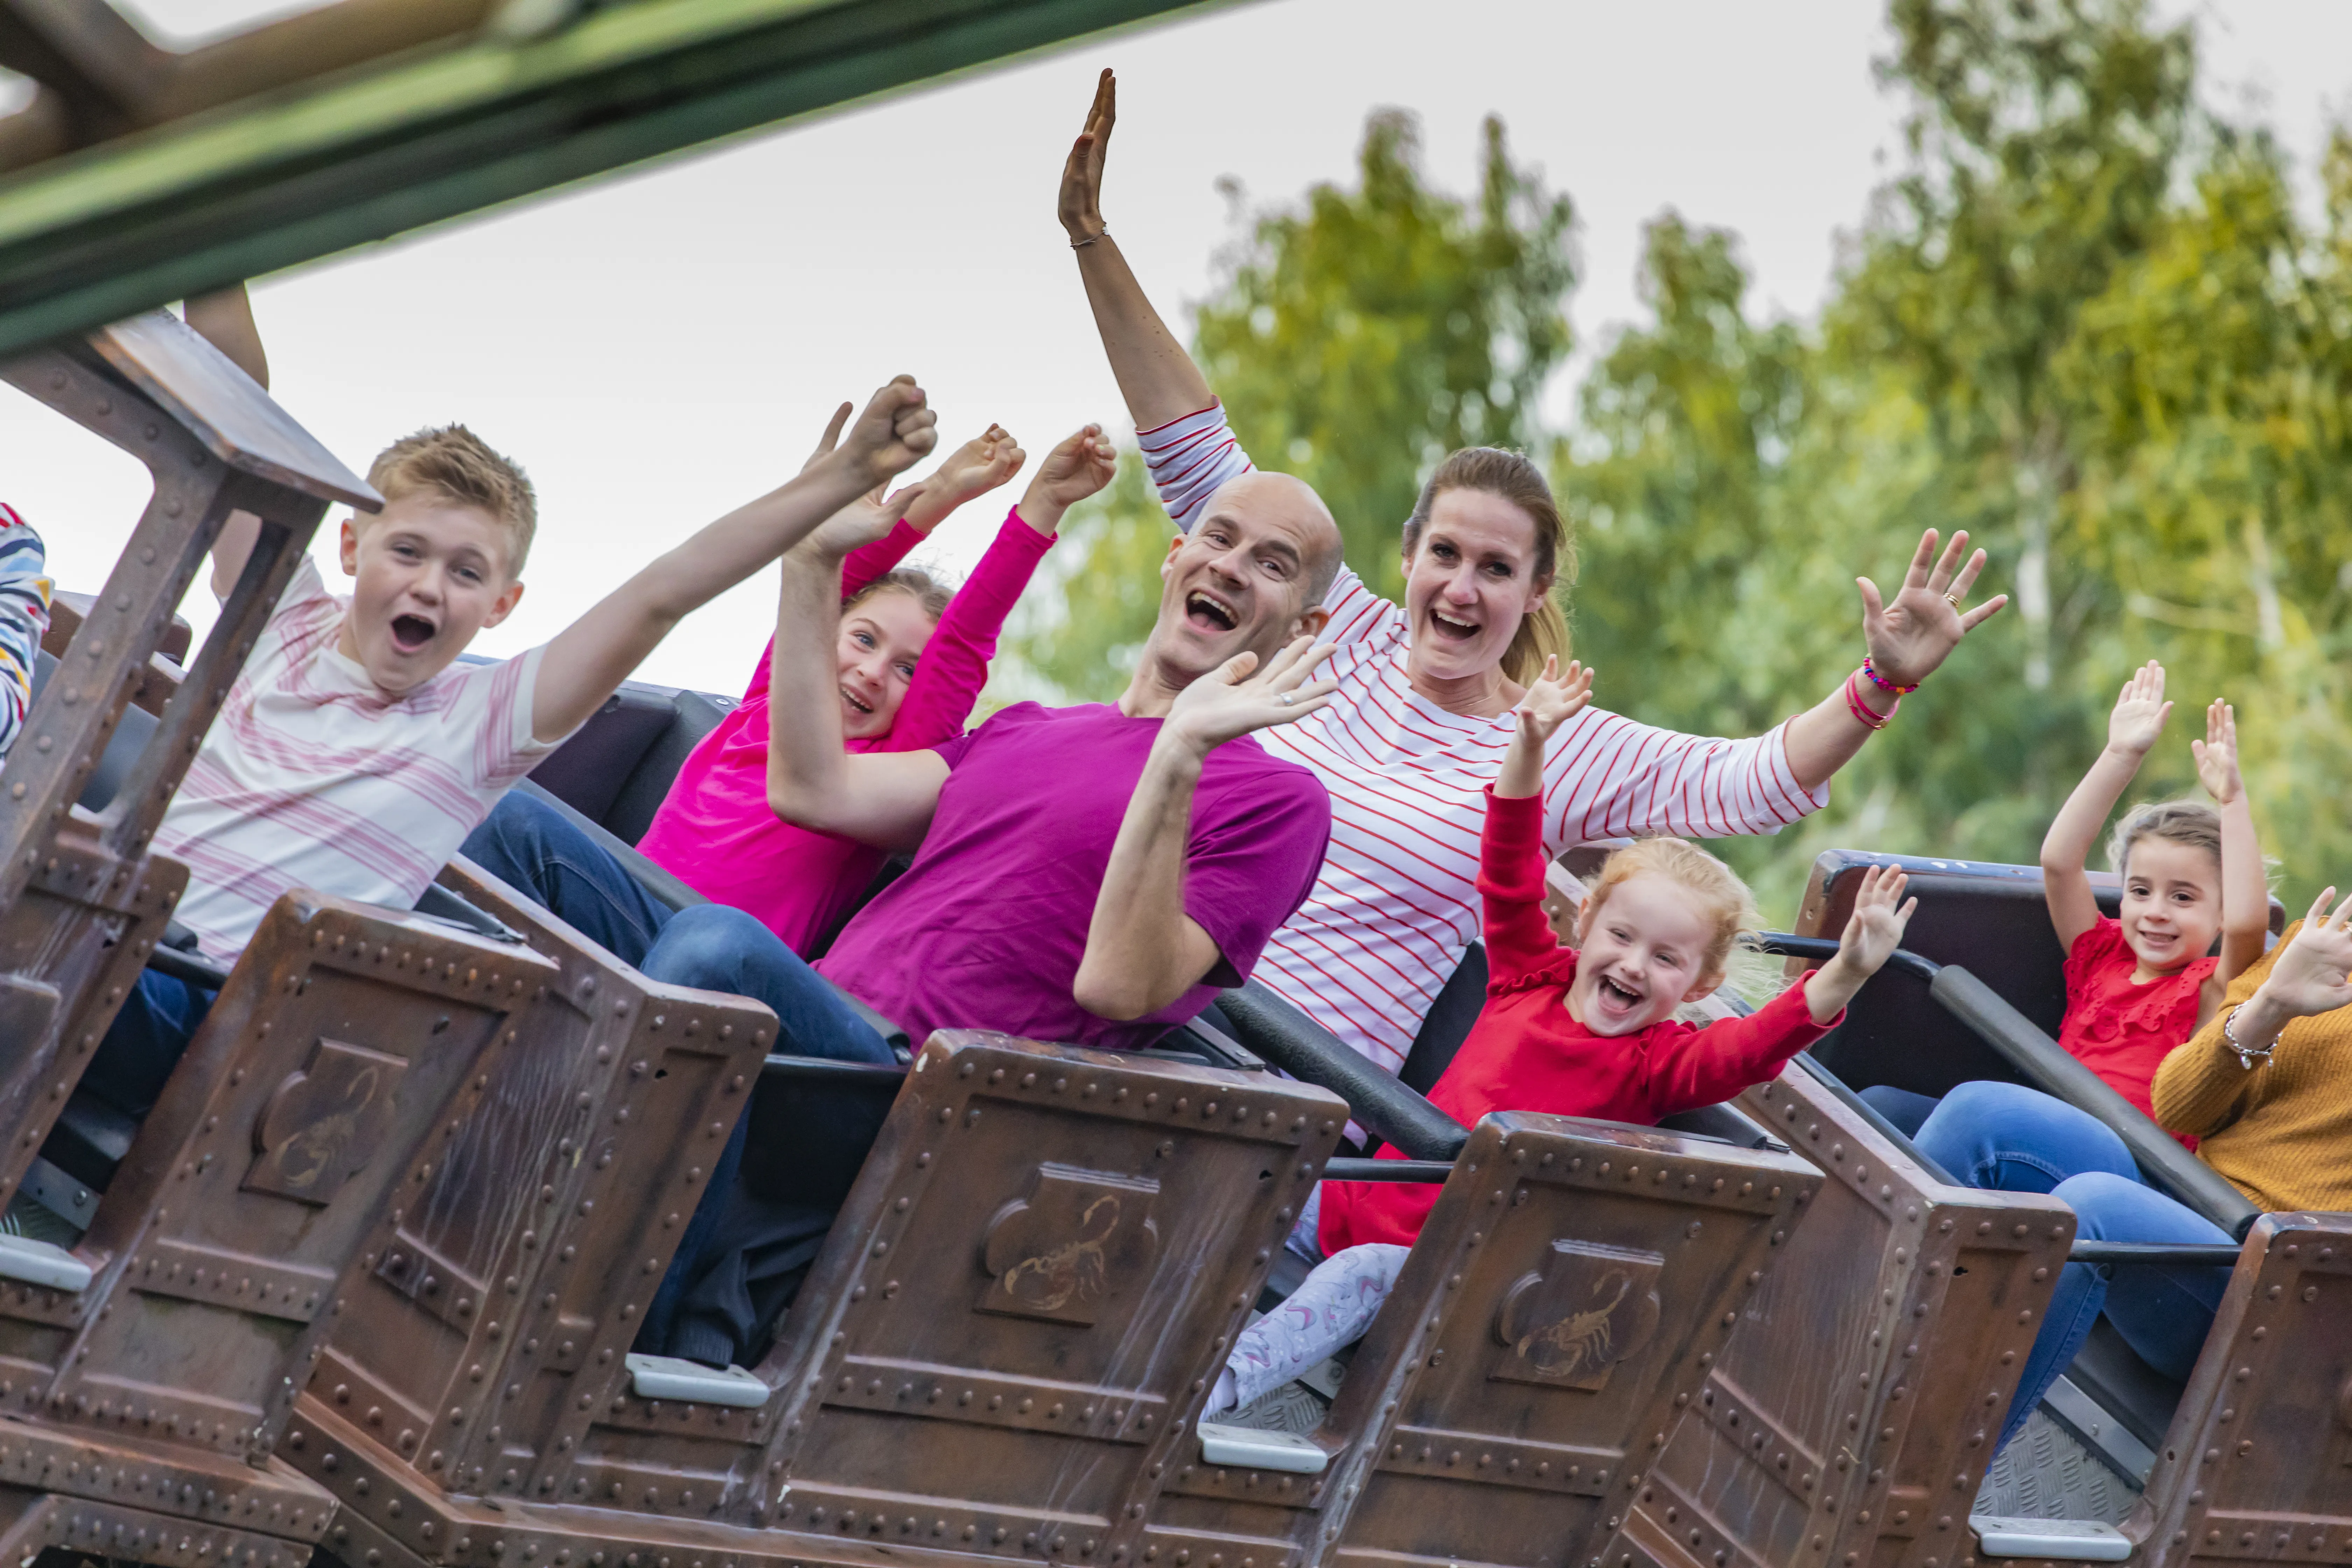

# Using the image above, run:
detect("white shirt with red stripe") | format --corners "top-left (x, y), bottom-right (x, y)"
top-left (1139, 404), bottom-right (1828, 1077)
top-left (154, 557), bottom-right (560, 961)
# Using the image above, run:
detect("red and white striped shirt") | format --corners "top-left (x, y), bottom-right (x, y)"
top-left (154, 557), bottom-right (561, 960)
top-left (1140, 405), bottom-right (1827, 1076)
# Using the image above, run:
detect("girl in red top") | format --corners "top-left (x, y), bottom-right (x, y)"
top-left (2036, 663), bottom-right (2268, 1127)
top-left (1203, 658), bottom-right (1919, 1420)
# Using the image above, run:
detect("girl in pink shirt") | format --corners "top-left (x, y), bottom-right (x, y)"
top-left (640, 423), bottom-right (1116, 952)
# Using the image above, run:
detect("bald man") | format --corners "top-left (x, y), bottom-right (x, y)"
top-left (463, 465), bottom-right (1345, 1366)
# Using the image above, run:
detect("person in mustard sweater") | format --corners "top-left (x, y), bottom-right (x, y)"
top-left (1909, 889), bottom-right (2352, 1453)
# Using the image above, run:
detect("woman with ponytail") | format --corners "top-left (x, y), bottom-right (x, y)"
top-left (1057, 71), bottom-right (2007, 1078)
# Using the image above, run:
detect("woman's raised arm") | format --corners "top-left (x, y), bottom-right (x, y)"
top-left (1060, 70), bottom-right (1220, 434)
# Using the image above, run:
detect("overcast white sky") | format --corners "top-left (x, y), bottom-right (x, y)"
top-left (6, 0), bottom-right (2348, 692)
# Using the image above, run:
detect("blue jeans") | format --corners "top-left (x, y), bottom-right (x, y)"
top-left (461, 792), bottom-right (895, 1365)
top-left (85, 967), bottom-right (218, 1120)
top-left (1857, 1084), bottom-right (1940, 1138)
top-left (1912, 1081), bottom-right (2234, 1448)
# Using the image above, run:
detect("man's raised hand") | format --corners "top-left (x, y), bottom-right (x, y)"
top-left (1019, 424), bottom-right (1119, 534)
top-left (1514, 654), bottom-right (1594, 749)
top-left (1161, 637), bottom-right (1338, 757)
top-left (1059, 68), bottom-right (1115, 244)
top-left (836, 376), bottom-right (939, 489)
top-left (2192, 698), bottom-right (2244, 806)
top-left (1856, 528), bottom-right (2008, 688)
top-left (2106, 661), bottom-right (2172, 760)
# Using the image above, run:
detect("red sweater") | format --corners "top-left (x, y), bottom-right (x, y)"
top-left (1317, 789), bottom-right (1837, 1254)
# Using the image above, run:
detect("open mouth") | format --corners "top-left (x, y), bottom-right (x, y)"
top-left (1185, 590), bottom-right (1238, 632)
top-left (839, 686), bottom-right (875, 718)
top-left (390, 614), bottom-right (436, 654)
top-left (1594, 973), bottom-right (1645, 1017)
top-left (1429, 609), bottom-right (1481, 643)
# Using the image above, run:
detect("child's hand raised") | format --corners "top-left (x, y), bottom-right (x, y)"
top-left (2106, 660), bottom-right (2172, 758)
top-left (804, 482), bottom-right (924, 562)
top-left (1514, 655), bottom-right (1594, 748)
top-left (1837, 864), bottom-right (1917, 975)
top-left (2191, 699), bottom-right (2244, 806)
top-left (834, 376), bottom-right (939, 489)
top-left (929, 425), bottom-right (1026, 508)
top-left (1018, 424), bottom-right (1119, 535)
top-left (1804, 864), bottom-right (1917, 1023)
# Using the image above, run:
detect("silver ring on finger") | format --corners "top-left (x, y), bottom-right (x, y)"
top-left (1277, 691), bottom-right (1294, 707)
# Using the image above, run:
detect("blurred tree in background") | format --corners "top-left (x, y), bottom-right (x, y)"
top-left (1011, 0), bottom-right (2352, 922)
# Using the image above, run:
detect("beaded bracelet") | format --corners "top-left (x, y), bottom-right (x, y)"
top-left (1860, 654), bottom-right (1919, 696)
top-left (1843, 670), bottom-right (1893, 731)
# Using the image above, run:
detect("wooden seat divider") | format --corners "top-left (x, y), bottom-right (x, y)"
top-left (0, 888), bottom-right (556, 1567)
top-left (1210, 1113), bottom-right (1816, 1568)
top-left (2108, 1212), bottom-right (2352, 1568)
top-left (286, 1028), bottom-right (1346, 1568)
top-left (1592, 1068), bottom-right (2075, 1568)
top-left (286, 853), bottom-right (779, 1524)
top-left (0, 311), bottom-right (378, 1233)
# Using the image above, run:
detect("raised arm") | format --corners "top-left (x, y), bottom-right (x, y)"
top-left (2040, 662), bottom-right (2169, 954)
top-left (1777, 527), bottom-right (2009, 792)
top-left (2193, 698), bottom-right (2270, 985)
top-left (2155, 892), bottom-right (2352, 1135)
top-left (762, 528), bottom-right (951, 851)
top-left (886, 426), bottom-right (1114, 749)
top-left (1487, 656), bottom-right (1592, 978)
top-left (533, 377), bottom-right (936, 744)
top-left (1073, 637), bottom-right (1337, 1021)
top-left (183, 285), bottom-right (270, 600)
top-left (1060, 69), bottom-right (1217, 431)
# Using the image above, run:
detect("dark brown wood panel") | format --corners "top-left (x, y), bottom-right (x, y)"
top-left (2134, 1213), bottom-right (2352, 1568)
top-left (1295, 1114), bottom-right (1818, 1568)
top-left (27, 892), bottom-right (557, 1464)
top-left (1600, 1070), bottom-right (2072, 1568)
top-left (289, 1032), bottom-right (1346, 1568)
top-left (294, 855), bottom-right (777, 1513)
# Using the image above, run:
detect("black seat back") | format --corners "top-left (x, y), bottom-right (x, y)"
top-left (30, 649), bottom-right (157, 812)
top-left (1398, 940), bottom-right (1485, 1093)
top-left (523, 678), bottom-right (736, 843)
top-left (1795, 850), bottom-right (2280, 1099)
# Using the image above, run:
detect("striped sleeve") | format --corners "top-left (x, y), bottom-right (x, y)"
top-left (1544, 709), bottom-right (1829, 846)
top-left (0, 506), bottom-right (51, 761)
top-left (1137, 402), bottom-right (1255, 534)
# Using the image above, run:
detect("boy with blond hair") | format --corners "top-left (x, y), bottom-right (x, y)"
top-left (80, 285), bottom-right (938, 1123)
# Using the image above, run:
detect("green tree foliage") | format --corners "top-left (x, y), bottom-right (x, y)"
top-left (1013, 0), bottom-right (2352, 920)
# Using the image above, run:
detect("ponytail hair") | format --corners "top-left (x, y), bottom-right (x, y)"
top-left (1402, 447), bottom-right (1576, 686)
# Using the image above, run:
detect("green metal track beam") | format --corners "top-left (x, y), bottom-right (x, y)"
top-left (0, 0), bottom-right (1224, 358)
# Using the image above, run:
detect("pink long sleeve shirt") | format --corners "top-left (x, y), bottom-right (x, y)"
top-left (637, 509), bottom-right (1054, 953)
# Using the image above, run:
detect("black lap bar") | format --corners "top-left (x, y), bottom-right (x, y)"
top-left (1216, 979), bottom-right (1469, 1160)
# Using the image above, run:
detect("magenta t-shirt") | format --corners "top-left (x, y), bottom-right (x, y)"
top-left (817, 701), bottom-right (1332, 1052)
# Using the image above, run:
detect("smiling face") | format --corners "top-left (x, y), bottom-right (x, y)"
top-left (1568, 873), bottom-right (1724, 1037)
top-left (2118, 837), bottom-right (2225, 977)
top-left (334, 493), bottom-right (522, 696)
top-left (1135, 472), bottom-right (1340, 696)
top-left (836, 587), bottom-right (936, 741)
top-left (1402, 487), bottom-right (1553, 685)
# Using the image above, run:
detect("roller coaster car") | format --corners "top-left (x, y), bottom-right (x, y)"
top-left (1790, 852), bottom-right (2348, 1568)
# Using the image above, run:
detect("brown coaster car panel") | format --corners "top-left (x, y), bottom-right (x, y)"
top-left (0, 310), bottom-right (377, 1228)
top-left (1608, 1068), bottom-right (2073, 1568)
top-left (0, 890), bottom-right (557, 1559)
top-left (293, 854), bottom-right (777, 1516)
top-left (289, 1029), bottom-right (1347, 1568)
top-left (1291, 1114), bottom-right (1814, 1568)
